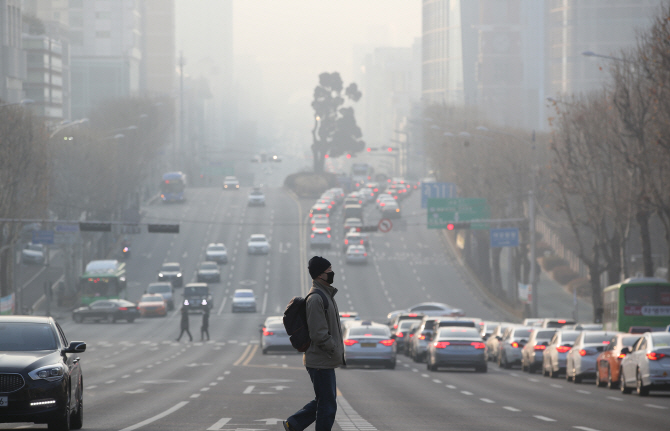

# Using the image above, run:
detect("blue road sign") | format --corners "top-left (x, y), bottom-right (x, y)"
top-left (32, 230), bottom-right (55, 245)
top-left (490, 228), bottom-right (519, 248)
top-left (55, 224), bottom-right (79, 233)
top-left (421, 182), bottom-right (457, 208)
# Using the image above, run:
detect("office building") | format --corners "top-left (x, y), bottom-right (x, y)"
top-left (0, 0), bottom-right (25, 103)
top-left (142, 0), bottom-right (174, 97)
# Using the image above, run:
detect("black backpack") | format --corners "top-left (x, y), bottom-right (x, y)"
top-left (283, 290), bottom-right (329, 352)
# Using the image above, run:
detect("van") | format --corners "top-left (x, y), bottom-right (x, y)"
top-left (344, 204), bottom-right (363, 221)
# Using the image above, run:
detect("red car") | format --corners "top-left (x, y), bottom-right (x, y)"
top-left (595, 333), bottom-right (640, 389)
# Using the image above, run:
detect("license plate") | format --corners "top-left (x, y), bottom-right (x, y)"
top-left (451, 345), bottom-right (470, 350)
top-left (361, 343), bottom-right (377, 348)
top-left (0, 396), bottom-right (7, 407)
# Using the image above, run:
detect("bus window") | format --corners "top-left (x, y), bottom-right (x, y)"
top-left (624, 284), bottom-right (670, 305)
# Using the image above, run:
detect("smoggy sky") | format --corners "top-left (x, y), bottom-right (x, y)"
top-left (175, 0), bottom-right (421, 146)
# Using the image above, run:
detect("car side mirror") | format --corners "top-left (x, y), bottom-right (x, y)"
top-left (620, 347), bottom-right (630, 355)
top-left (64, 341), bottom-right (86, 354)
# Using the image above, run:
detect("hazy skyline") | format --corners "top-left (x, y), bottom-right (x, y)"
top-left (175, 0), bottom-right (421, 146)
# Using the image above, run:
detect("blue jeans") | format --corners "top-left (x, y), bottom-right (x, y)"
top-left (287, 367), bottom-right (337, 431)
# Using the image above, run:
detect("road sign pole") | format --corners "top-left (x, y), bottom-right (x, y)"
top-left (530, 189), bottom-right (538, 318)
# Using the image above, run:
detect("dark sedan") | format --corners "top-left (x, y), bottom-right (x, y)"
top-left (0, 316), bottom-right (86, 430)
top-left (72, 299), bottom-right (140, 323)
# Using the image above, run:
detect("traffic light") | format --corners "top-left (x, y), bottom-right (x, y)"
top-left (366, 147), bottom-right (379, 152)
top-left (147, 224), bottom-right (180, 233)
top-left (346, 153), bottom-right (351, 159)
top-left (387, 147), bottom-right (399, 152)
top-left (446, 222), bottom-right (471, 231)
top-left (79, 222), bottom-right (112, 232)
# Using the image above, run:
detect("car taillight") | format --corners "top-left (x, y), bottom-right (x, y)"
top-left (327, 226), bottom-right (331, 231)
top-left (471, 342), bottom-right (486, 349)
top-left (119, 307), bottom-right (128, 311)
top-left (558, 320), bottom-right (566, 324)
top-left (342, 313), bottom-right (351, 317)
top-left (418, 335), bottom-right (426, 340)
top-left (393, 324), bottom-right (398, 329)
top-left (434, 341), bottom-right (450, 349)
top-left (359, 240), bottom-right (364, 244)
top-left (344, 339), bottom-right (358, 346)
top-left (263, 330), bottom-right (274, 336)
top-left (309, 213), bottom-right (313, 217)
top-left (556, 345), bottom-right (571, 353)
top-left (327, 234), bottom-right (331, 238)
top-left (395, 332), bottom-right (404, 338)
top-left (379, 339), bottom-right (395, 346)
top-left (511, 341), bottom-right (520, 348)
top-left (647, 352), bottom-right (667, 361)
top-left (356, 227), bottom-right (361, 232)
top-left (311, 234), bottom-right (314, 238)
top-left (617, 353), bottom-right (627, 359)
top-left (344, 239), bottom-right (349, 244)
top-left (364, 253), bottom-right (367, 257)
top-left (534, 345), bottom-right (546, 350)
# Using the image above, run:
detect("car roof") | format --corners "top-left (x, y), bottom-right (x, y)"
top-left (149, 282), bottom-right (172, 287)
top-left (250, 234), bottom-right (267, 238)
top-left (161, 262), bottom-right (180, 267)
top-left (207, 243), bottom-right (225, 247)
top-left (234, 288), bottom-right (254, 293)
top-left (0, 315), bottom-right (54, 324)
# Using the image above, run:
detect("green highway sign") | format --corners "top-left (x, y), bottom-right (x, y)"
top-left (427, 198), bottom-right (490, 230)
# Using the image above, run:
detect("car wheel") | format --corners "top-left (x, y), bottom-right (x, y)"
top-left (70, 379), bottom-right (83, 430)
top-left (636, 369), bottom-right (649, 396)
top-left (607, 365), bottom-right (618, 389)
top-left (620, 368), bottom-right (633, 394)
top-left (386, 361), bottom-right (396, 370)
top-left (596, 365), bottom-right (606, 388)
top-left (48, 387), bottom-right (70, 431)
top-left (529, 363), bottom-right (536, 374)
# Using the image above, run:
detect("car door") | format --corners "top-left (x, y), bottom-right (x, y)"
top-left (546, 333), bottom-right (559, 370)
top-left (624, 337), bottom-right (645, 384)
top-left (91, 301), bottom-right (112, 320)
top-left (56, 322), bottom-right (79, 408)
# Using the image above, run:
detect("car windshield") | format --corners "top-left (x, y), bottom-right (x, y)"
top-left (438, 321), bottom-right (475, 328)
top-left (561, 332), bottom-right (579, 343)
top-left (148, 285), bottom-right (171, 293)
top-left (537, 330), bottom-right (556, 339)
top-left (437, 327), bottom-right (480, 338)
top-left (583, 333), bottom-right (613, 343)
top-left (141, 295), bottom-right (163, 302)
top-left (513, 329), bottom-right (532, 338)
top-left (185, 286), bottom-right (209, 295)
top-left (250, 191), bottom-right (263, 196)
top-left (267, 323), bottom-right (288, 333)
top-left (208, 246), bottom-right (226, 252)
top-left (412, 305), bottom-right (447, 311)
top-left (621, 335), bottom-right (640, 346)
top-left (234, 291), bottom-right (254, 298)
top-left (250, 236), bottom-right (266, 242)
top-left (349, 327), bottom-right (389, 337)
top-left (200, 262), bottom-right (218, 270)
top-left (161, 264), bottom-right (179, 271)
top-left (651, 333), bottom-right (670, 347)
top-left (0, 323), bottom-right (58, 351)
top-left (399, 320), bottom-right (421, 330)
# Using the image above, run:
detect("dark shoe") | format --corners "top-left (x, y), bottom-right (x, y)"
top-left (282, 420), bottom-right (296, 431)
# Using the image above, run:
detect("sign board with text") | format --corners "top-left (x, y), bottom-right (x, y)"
top-left (422, 182), bottom-right (457, 208)
top-left (427, 198), bottom-right (490, 229)
top-left (490, 228), bottom-right (520, 247)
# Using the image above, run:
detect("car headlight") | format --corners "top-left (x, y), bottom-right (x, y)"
top-left (184, 300), bottom-right (190, 305)
top-left (201, 299), bottom-right (208, 305)
top-left (29, 364), bottom-right (65, 382)
top-left (158, 273), bottom-right (164, 277)
top-left (176, 273), bottom-right (182, 277)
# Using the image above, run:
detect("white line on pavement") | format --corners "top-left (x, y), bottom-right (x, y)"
top-left (503, 407), bottom-right (520, 412)
top-left (217, 297), bottom-right (228, 316)
top-left (534, 416), bottom-right (556, 422)
top-left (261, 292), bottom-right (268, 314)
top-left (606, 396), bottom-right (622, 401)
top-left (573, 427), bottom-right (601, 431)
top-left (207, 418), bottom-right (231, 430)
top-left (118, 401), bottom-right (189, 431)
top-left (576, 390), bottom-right (591, 394)
top-left (446, 385), bottom-right (456, 389)
top-left (461, 391), bottom-right (473, 395)
top-left (645, 404), bottom-right (668, 409)
top-left (480, 398), bottom-right (494, 403)
top-left (190, 394), bottom-right (200, 398)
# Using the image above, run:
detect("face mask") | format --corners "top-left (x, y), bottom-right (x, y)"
top-left (324, 271), bottom-right (335, 284)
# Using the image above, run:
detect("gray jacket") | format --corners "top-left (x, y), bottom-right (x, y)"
top-left (303, 279), bottom-right (345, 369)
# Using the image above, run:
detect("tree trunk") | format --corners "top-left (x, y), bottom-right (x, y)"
top-left (312, 145), bottom-right (324, 173)
top-left (636, 209), bottom-right (654, 276)
top-left (588, 244), bottom-right (604, 323)
top-left (606, 232), bottom-right (622, 286)
top-left (491, 246), bottom-right (503, 296)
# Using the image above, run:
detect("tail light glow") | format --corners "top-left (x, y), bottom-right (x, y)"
top-left (395, 332), bottom-right (404, 338)
top-left (434, 341), bottom-right (450, 349)
top-left (263, 330), bottom-right (274, 336)
top-left (556, 345), bottom-right (571, 353)
top-left (534, 345), bottom-right (546, 350)
top-left (118, 307), bottom-right (128, 311)
top-left (379, 339), bottom-right (395, 346)
top-left (471, 342), bottom-right (486, 349)
top-left (647, 352), bottom-right (667, 360)
top-left (511, 341), bottom-right (520, 348)
top-left (344, 339), bottom-right (358, 346)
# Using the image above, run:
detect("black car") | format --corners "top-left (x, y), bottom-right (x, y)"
top-left (182, 283), bottom-right (213, 312)
top-left (157, 262), bottom-right (183, 287)
top-left (0, 316), bottom-right (86, 430)
top-left (72, 299), bottom-right (140, 323)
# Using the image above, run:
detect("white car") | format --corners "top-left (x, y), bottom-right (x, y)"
top-left (310, 229), bottom-right (332, 248)
top-left (620, 331), bottom-right (670, 395)
top-left (21, 243), bottom-right (45, 264)
top-left (248, 188), bottom-right (266, 206)
top-left (343, 218), bottom-right (363, 231)
top-left (261, 321), bottom-right (293, 354)
top-left (565, 331), bottom-right (619, 383)
top-left (345, 245), bottom-right (368, 264)
top-left (311, 219), bottom-right (331, 232)
top-left (223, 176), bottom-right (240, 190)
top-left (310, 213), bottom-right (329, 225)
top-left (247, 234), bottom-right (270, 254)
top-left (205, 243), bottom-right (228, 264)
top-left (232, 289), bottom-right (257, 313)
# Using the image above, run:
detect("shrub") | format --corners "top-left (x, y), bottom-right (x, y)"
top-left (566, 277), bottom-right (592, 298)
top-left (540, 255), bottom-right (568, 272)
top-left (551, 265), bottom-right (580, 285)
top-left (284, 172), bottom-right (335, 198)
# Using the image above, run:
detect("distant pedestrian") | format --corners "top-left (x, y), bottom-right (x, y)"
top-left (176, 307), bottom-right (192, 342)
top-left (201, 309), bottom-right (210, 341)
top-left (284, 256), bottom-right (344, 431)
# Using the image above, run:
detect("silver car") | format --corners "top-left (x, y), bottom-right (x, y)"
top-left (21, 243), bottom-right (45, 264)
top-left (426, 327), bottom-right (487, 372)
top-left (565, 331), bottom-right (618, 383)
top-left (196, 261), bottom-right (221, 283)
top-left (409, 316), bottom-right (443, 363)
top-left (247, 188), bottom-right (265, 206)
top-left (343, 321), bottom-right (396, 369)
top-left (345, 245), bottom-right (368, 264)
top-left (521, 328), bottom-right (557, 373)
top-left (231, 289), bottom-right (256, 313)
top-left (261, 322), bottom-right (293, 354)
top-left (310, 229), bottom-right (332, 249)
top-left (542, 330), bottom-right (581, 378)
top-left (620, 332), bottom-right (670, 395)
top-left (205, 243), bottom-right (228, 264)
top-left (247, 234), bottom-right (270, 254)
top-left (498, 326), bottom-right (532, 369)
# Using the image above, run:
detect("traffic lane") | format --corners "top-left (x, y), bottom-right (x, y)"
top-left (420, 359), bottom-right (670, 430)
top-left (336, 357), bottom-right (565, 431)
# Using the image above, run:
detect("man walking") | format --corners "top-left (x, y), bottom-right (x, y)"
top-left (176, 307), bottom-right (192, 342)
top-left (284, 256), bottom-right (344, 431)
top-left (201, 309), bottom-right (210, 341)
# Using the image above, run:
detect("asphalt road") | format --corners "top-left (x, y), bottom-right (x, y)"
top-left (3, 163), bottom-right (669, 431)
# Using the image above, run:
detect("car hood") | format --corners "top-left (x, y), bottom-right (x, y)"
top-left (233, 297), bottom-right (255, 303)
top-left (0, 350), bottom-right (60, 372)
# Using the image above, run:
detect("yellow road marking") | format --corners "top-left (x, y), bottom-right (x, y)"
top-left (242, 344), bottom-right (259, 366)
top-left (233, 344), bottom-right (252, 366)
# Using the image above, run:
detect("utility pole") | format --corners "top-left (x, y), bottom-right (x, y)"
top-left (530, 130), bottom-right (538, 318)
top-left (178, 51), bottom-right (185, 169)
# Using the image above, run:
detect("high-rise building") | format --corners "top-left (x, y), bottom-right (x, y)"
top-left (142, 0), bottom-right (174, 97)
top-left (0, 0), bottom-right (25, 103)
top-left (546, 0), bottom-right (663, 97)
top-left (68, 0), bottom-right (143, 118)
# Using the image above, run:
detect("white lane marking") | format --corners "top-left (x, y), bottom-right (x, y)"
top-left (262, 292), bottom-right (268, 314)
top-left (200, 387), bottom-right (210, 392)
top-left (411, 369), bottom-right (418, 372)
top-left (207, 418), bottom-right (232, 430)
top-left (573, 427), bottom-right (601, 431)
top-left (461, 391), bottom-right (473, 395)
top-left (336, 394), bottom-right (377, 431)
top-left (209, 382), bottom-right (217, 386)
top-left (510, 373), bottom-right (519, 377)
top-left (446, 385), bottom-right (456, 389)
top-left (421, 374), bottom-right (430, 378)
top-left (645, 404), bottom-right (668, 409)
top-left (105, 380), bottom-right (115, 384)
top-left (243, 385), bottom-right (254, 394)
top-left (87, 385), bottom-right (97, 389)
top-left (534, 416), bottom-right (556, 422)
top-left (503, 406), bottom-right (520, 412)
top-left (480, 398), bottom-right (495, 403)
top-left (118, 401), bottom-right (189, 431)
top-left (550, 384), bottom-right (562, 388)
top-left (432, 379), bottom-right (442, 384)
top-left (528, 378), bottom-right (538, 382)
top-left (576, 390), bottom-right (591, 394)
top-left (190, 394), bottom-right (200, 399)
top-left (217, 297), bottom-right (228, 316)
